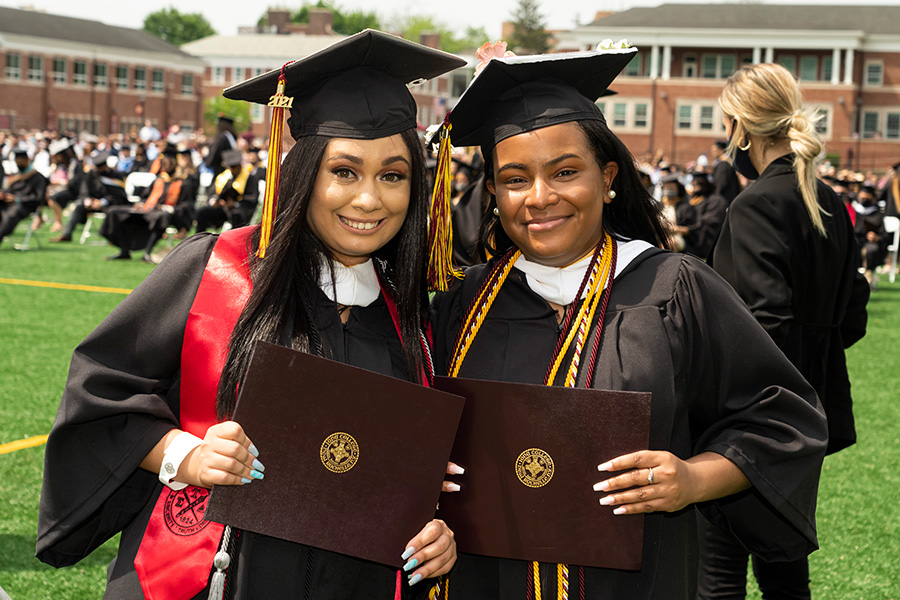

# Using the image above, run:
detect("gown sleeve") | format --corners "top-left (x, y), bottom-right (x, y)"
top-left (36, 234), bottom-right (217, 567)
top-left (667, 256), bottom-right (828, 561)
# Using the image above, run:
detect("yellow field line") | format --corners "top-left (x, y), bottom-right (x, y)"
top-left (0, 278), bottom-right (132, 295)
top-left (0, 434), bottom-right (49, 455)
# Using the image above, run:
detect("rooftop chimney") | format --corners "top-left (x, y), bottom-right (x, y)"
top-left (307, 8), bottom-right (334, 36)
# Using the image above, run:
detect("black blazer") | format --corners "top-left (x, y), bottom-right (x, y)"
top-left (709, 156), bottom-right (869, 454)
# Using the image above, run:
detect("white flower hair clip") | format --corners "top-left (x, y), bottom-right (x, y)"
top-left (596, 39), bottom-right (632, 51)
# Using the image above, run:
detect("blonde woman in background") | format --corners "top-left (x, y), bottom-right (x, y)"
top-left (704, 63), bottom-right (871, 600)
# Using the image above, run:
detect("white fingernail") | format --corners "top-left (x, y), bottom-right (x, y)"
top-left (447, 464), bottom-right (465, 475)
top-left (597, 461), bottom-right (612, 471)
top-left (445, 482), bottom-right (461, 492)
top-left (593, 481), bottom-right (608, 491)
top-left (599, 496), bottom-right (615, 506)
top-left (613, 507), bottom-right (627, 515)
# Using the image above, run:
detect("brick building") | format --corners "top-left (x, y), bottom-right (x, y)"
top-left (0, 6), bottom-right (206, 136)
top-left (555, 3), bottom-right (900, 171)
top-left (183, 9), bottom-right (467, 141)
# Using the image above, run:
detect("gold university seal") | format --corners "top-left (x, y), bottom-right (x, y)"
top-left (515, 448), bottom-right (554, 488)
top-left (320, 432), bottom-right (359, 474)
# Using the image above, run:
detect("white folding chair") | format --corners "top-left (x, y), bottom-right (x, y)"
top-left (884, 216), bottom-right (899, 284)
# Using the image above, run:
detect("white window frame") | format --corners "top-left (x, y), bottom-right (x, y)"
top-left (233, 67), bottom-right (244, 83)
top-left (73, 60), bottom-right (87, 86)
top-left (864, 60), bottom-right (884, 87)
top-left (804, 102), bottom-right (833, 140)
top-left (28, 55), bottom-right (43, 82)
top-left (822, 56), bottom-right (833, 82)
top-left (53, 58), bottom-right (67, 84)
top-left (116, 65), bottom-right (129, 89)
top-left (885, 112), bottom-right (900, 140)
top-left (862, 111), bottom-right (880, 138)
top-left (682, 54), bottom-right (697, 78)
top-left (861, 107), bottom-right (900, 139)
top-left (799, 56), bottom-right (818, 81)
top-left (250, 103), bottom-right (265, 124)
top-left (778, 55), bottom-right (797, 75)
top-left (674, 101), bottom-right (727, 136)
top-left (93, 63), bottom-right (107, 88)
top-left (151, 70), bottom-right (165, 93)
top-left (181, 73), bottom-right (194, 96)
top-left (212, 66), bottom-right (224, 84)
top-left (624, 54), bottom-right (642, 77)
top-left (6, 53), bottom-right (21, 79)
top-left (700, 54), bottom-right (737, 79)
top-left (134, 67), bottom-right (147, 91)
top-left (602, 98), bottom-right (653, 133)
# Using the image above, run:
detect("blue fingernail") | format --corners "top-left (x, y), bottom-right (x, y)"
top-left (241, 477), bottom-right (252, 484)
top-left (248, 444), bottom-right (259, 458)
top-left (252, 459), bottom-right (265, 472)
top-left (401, 546), bottom-right (414, 560)
top-left (403, 558), bottom-right (418, 572)
top-left (250, 470), bottom-right (264, 480)
top-left (408, 573), bottom-right (422, 586)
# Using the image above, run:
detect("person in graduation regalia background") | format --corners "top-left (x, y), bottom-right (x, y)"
top-left (705, 62), bottom-right (870, 599)
top-left (37, 31), bottom-right (464, 600)
top-left (429, 41), bottom-right (828, 600)
top-left (0, 149), bottom-right (49, 245)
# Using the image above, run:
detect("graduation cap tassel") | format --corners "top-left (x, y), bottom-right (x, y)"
top-left (427, 114), bottom-right (463, 292)
top-left (207, 525), bottom-right (233, 600)
top-left (258, 62), bottom-right (294, 259)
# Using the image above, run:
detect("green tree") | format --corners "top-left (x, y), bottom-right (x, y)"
top-left (204, 97), bottom-right (251, 134)
top-left (257, 2), bottom-right (380, 35)
top-left (396, 16), bottom-right (488, 53)
top-left (508, 0), bottom-right (550, 54)
top-left (142, 7), bottom-right (217, 47)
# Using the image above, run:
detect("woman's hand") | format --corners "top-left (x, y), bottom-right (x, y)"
top-left (180, 421), bottom-right (264, 489)
top-left (592, 450), bottom-right (750, 515)
top-left (442, 462), bottom-right (464, 493)
top-left (400, 519), bottom-right (457, 586)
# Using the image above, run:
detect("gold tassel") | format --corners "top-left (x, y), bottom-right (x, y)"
top-left (259, 64), bottom-right (294, 258)
top-left (427, 115), bottom-right (464, 291)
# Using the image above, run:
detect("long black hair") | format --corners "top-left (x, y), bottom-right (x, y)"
top-left (216, 129), bottom-right (429, 418)
top-left (479, 119), bottom-right (670, 256)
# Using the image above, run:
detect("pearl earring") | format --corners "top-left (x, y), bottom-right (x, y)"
top-left (608, 190), bottom-right (617, 199)
top-left (493, 207), bottom-right (500, 216)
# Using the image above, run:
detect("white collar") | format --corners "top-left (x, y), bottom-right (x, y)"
top-left (514, 239), bottom-right (654, 306)
top-left (317, 258), bottom-right (381, 307)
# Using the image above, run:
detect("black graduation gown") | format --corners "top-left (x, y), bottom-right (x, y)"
top-left (450, 175), bottom-right (489, 267)
top-left (37, 234), bottom-right (431, 600)
top-left (430, 247), bottom-right (827, 599)
top-left (709, 157), bottom-right (869, 454)
top-left (100, 177), bottom-right (195, 252)
top-left (683, 194), bottom-right (727, 260)
top-left (712, 160), bottom-right (741, 205)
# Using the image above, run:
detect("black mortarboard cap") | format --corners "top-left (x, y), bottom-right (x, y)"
top-left (222, 149), bottom-right (243, 167)
top-left (859, 184), bottom-right (877, 196)
top-left (91, 151), bottom-right (110, 166)
top-left (13, 148), bottom-right (29, 158)
top-left (714, 140), bottom-right (728, 150)
top-left (223, 29), bottom-right (466, 141)
top-left (448, 47), bottom-right (637, 156)
top-left (162, 144), bottom-right (178, 158)
top-left (217, 113), bottom-right (235, 124)
top-left (892, 160), bottom-right (900, 170)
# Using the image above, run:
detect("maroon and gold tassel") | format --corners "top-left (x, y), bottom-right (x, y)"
top-left (427, 114), bottom-right (464, 292)
top-left (258, 62), bottom-right (294, 258)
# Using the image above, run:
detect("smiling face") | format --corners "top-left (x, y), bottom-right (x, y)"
top-left (307, 135), bottom-right (411, 266)
top-left (487, 122), bottom-right (617, 267)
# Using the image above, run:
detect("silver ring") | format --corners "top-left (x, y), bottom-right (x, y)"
top-left (647, 467), bottom-right (654, 485)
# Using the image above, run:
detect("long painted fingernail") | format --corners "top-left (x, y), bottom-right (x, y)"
top-left (252, 459), bottom-right (266, 472)
top-left (613, 507), bottom-right (627, 515)
top-left (241, 477), bottom-right (252, 484)
top-left (250, 470), bottom-right (264, 480)
top-left (447, 464), bottom-right (465, 475)
top-left (445, 482), bottom-right (461, 492)
top-left (599, 496), bottom-right (615, 506)
top-left (593, 481), bottom-right (609, 491)
top-left (597, 461), bottom-right (612, 471)
top-left (408, 573), bottom-right (422, 586)
top-left (403, 558), bottom-right (418, 572)
top-left (401, 546), bottom-right (415, 560)
top-left (248, 444), bottom-right (259, 458)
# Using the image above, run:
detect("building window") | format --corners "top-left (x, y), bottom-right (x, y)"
top-left (778, 55), bottom-right (797, 74)
top-left (116, 65), bottom-right (129, 89)
top-left (233, 67), bottom-right (244, 83)
top-left (678, 105), bottom-right (693, 129)
top-left (625, 54), bottom-right (641, 77)
top-left (134, 67), bottom-right (147, 91)
top-left (865, 61), bottom-right (884, 86)
top-left (254, 67), bottom-right (264, 78)
top-left (814, 109), bottom-right (828, 136)
top-left (28, 56), bottom-right (43, 81)
top-left (73, 60), bottom-right (87, 85)
top-left (53, 58), bottom-right (67, 84)
top-left (5, 53), bottom-right (21, 79)
top-left (682, 55), bottom-right (696, 78)
top-left (251, 103), bottom-right (265, 124)
top-left (613, 103), bottom-right (627, 127)
top-left (799, 56), bottom-right (818, 81)
top-left (93, 63), bottom-right (107, 87)
top-left (822, 56), bottom-right (833, 81)
top-left (885, 113), bottom-right (900, 139)
top-left (862, 112), bottom-right (879, 138)
top-left (182, 73), bottom-right (194, 95)
top-left (152, 70), bottom-right (164, 92)
top-left (634, 103), bottom-right (648, 128)
top-left (699, 106), bottom-right (715, 130)
top-left (700, 54), bottom-right (736, 79)
top-left (212, 66), bottom-right (224, 84)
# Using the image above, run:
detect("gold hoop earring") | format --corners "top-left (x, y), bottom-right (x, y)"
top-left (738, 137), bottom-right (751, 152)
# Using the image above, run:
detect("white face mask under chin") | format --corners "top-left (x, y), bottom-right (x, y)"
top-left (317, 257), bottom-right (381, 307)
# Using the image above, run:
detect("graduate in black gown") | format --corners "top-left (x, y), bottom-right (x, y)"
top-left (706, 63), bottom-right (870, 600)
top-left (428, 43), bottom-right (827, 600)
top-left (0, 149), bottom-right (49, 244)
top-left (682, 172), bottom-right (727, 260)
top-left (37, 31), bottom-right (466, 600)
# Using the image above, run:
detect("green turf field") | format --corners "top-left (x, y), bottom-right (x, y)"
top-left (1, 225), bottom-right (898, 599)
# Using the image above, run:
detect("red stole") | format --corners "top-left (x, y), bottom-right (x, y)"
top-left (134, 227), bottom-right (254, 600)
